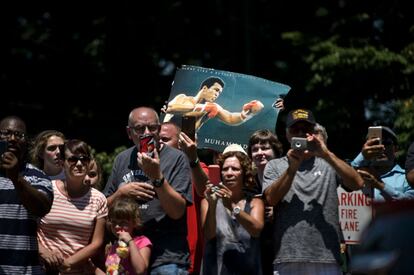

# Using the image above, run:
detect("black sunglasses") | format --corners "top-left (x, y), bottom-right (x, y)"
top-left (66, 155), bottom-right (91, 165)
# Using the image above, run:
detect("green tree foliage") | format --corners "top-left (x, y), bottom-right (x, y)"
top-left (279, 1), bottom-right (414, 160)
top-left (92, 146), bottom-right (127, 185)
top-left (394, 96), bottom-right (414, 160)
top-left (2, 0), bottom-right (414, 164)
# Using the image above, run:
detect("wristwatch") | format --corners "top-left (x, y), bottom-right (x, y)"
top-left (232, 206), bottom-right (241, 216)
top-left (152, 177), bottom-right (165, 188)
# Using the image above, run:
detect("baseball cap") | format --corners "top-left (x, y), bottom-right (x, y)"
top-left (286, 109), bottom-right (316, 128)
top-left (222, 144), bottom-right (247, 155)
top-left (381, 126), bottom-right (398, 144)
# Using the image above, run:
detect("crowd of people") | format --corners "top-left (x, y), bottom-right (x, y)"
top-left (1, 102), bottom-right (414, 275)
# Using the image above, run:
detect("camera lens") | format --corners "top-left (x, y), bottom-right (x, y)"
top-left (295, 142), bottom-right (301, 148)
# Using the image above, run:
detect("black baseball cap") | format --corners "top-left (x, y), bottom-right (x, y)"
top-left (366, 126), bottom-right (398, 144)
top-left (286, 109), bottom-right (316, 127)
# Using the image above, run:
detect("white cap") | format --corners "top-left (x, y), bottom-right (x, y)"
top-left (222, 144), bottom-right (247, 155)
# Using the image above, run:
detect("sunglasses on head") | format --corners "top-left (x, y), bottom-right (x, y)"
top-left (66, 155), bottom-right (91, 165)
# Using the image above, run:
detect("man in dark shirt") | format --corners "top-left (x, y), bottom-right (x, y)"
top-left (103, 107), bottom-right (192, 274)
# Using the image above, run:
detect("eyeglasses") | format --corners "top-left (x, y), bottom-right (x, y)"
top-left (129, 124), bottom-right (160, 135)
top-left (0, 129), bottom-right (26, 140)
top-left (66, 155), bottom-right (91, 165)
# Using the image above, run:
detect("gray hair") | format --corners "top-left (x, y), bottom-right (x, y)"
top-left (314, 123), bottom-right (328, 143)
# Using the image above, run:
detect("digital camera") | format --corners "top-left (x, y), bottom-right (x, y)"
top-left (291, 137), bottom-right (307, 151)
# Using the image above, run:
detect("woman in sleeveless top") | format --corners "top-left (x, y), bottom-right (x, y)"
top-left (201, 150), bottom-right (265, 275)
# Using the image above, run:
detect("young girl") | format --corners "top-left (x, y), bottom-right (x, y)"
top-left (96, 197), bottom-right (152, 275)
top-left (83, 158), bottom-right (104, 191)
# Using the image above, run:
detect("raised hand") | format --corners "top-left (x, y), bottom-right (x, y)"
top-left (361, 138), bottom-right (385, 160)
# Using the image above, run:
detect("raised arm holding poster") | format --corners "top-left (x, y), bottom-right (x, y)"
top-left (163, 65), bottom-right (291, 152)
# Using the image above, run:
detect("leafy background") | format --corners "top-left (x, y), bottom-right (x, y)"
top-left (1, 0), bottom-right (413, 179)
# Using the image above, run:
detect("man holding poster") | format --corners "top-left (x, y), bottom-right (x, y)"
top-left (162, 65), bottom-right (290, 153)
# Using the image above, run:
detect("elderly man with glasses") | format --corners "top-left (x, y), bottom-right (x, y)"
top-left (103, 106), bottom-right (192, 274)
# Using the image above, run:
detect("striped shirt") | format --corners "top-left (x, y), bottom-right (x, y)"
top-left (0, 163), bottom-right (53, 275)
top-left (38, 180), bottom-right (107, 274)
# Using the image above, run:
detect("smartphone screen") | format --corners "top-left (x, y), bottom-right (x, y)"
top-left (367, 126), bottom-right (382, 144)
top-left (181, 116), bottom-right (196, 140)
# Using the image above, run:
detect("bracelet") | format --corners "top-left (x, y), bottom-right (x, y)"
top-left (189, 158), bottom-right (200, 168)
top-left (126, 239), bottom-right (133, 245)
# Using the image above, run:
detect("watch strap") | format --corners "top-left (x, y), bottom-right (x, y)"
top-left (152, 177), bottom-right (165, 188)
top-left (189, 158), bottom-right (200, 168)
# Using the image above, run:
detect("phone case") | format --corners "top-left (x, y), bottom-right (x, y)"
top-left (367, 126), bottom-right (382, 144)
top-left (208, 164), bottom-right (221, 185)
top-left (139, 134), bottom-right (156, 157)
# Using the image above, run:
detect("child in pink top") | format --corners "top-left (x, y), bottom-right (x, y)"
top-left (96, 197), bottom-right (152, 275)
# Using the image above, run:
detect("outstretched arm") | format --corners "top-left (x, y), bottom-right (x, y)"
top-left (215, 100), bottom-right (264, 125)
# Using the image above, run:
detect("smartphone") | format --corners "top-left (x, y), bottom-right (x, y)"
top-left (139, 134), bottom-right (156, 157)
top-left (181, 116), bottom-right (196, 141)
top-left (208, 164), bottom-right (221, 185)
top-left (291, 137), bottom-right (308, 151)
top-left (367, 126), bottom-right (382, 144)
top-left (0, 140), bottom-right (8, 155)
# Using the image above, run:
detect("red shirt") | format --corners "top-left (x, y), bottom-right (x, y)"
top-left (187, 162), bottom-right (209, 274)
